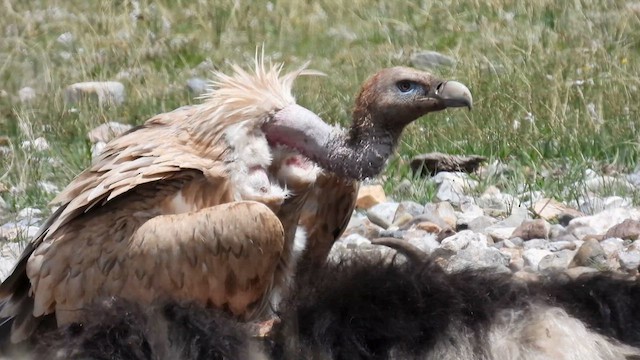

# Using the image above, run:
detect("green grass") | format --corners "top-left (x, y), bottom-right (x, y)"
top-left (1, 0), bottom-right (640, 216)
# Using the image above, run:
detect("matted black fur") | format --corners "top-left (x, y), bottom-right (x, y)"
top-left (11, 253), bottom-right (640, 360)
top-left (30, 298), bottom-right (261, 360)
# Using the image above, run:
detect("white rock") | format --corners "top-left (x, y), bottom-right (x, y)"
top-left (65, 81), bottom-right (126, 106)
top-left (187, 77), bottom-right (208, 96)
top-left (619, 250), bottom-right (640, 271)
top-left (37, 181), bottom-right (59, 194)
top-left (92, 142), bottom-right (107, 158)
top-left (538, 250), bottom-right (575, 272)
top-left (523, 248), bottom-right (553, 271)
top-left (18, 87), bottom-right (36, 103)
top-left (56, 32), bottom-right (74, 46)
top-left (0, 241), bottom-right (26, 281)
top-left (411, 50), bottom-right (456, 69)
top-left (406, 233), bottom-right (440, 254)
top-left (600, 238), bottom-right (624, 258)
top-left (0, 223), bottom-right (39, 241)
top-left (567, 207), bottom-right (640, 239)
top-left (366, 202), bottom-right (399, 229)
top-left (87, 121), bottom-right (133, 144)
top-left (457, 202), bottom-right (484, 224)
top-left (485, 226), bottom-right (516, 241)
top-left (584, 176), bottom-right (634, 193)
top-left (440, 230), bottom-right (489, 252)
top-left (446, 246), bottom-right (510, 273)
top-left (21, 137), bottom-right (50, 151)
top-left (433, 172), bottom-right (477, 205)
top-left (476, 186), bottom-right (519, 214)
top-left (339, 233), bottom-right (371, 247)
top-left (17, 207), bottom-right (42, 222)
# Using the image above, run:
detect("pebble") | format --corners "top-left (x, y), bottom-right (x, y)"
top-left (187, 77), bottom-right (209, 96)
top-left (64, 81), bottom-right (126, 106)
top-left (410, 50), bottom-right (456, 69)
top-left (570, 239), bottom-right (607, 269)
top-left (366, 202), bottom-right (399, 229)
top-left (356, 184), bottom-right (386, 209)
top-left (20, 137), bottom-right (49, 152)
top-left (5, 158), bottom-right (640, 283)
top-left (510, 219), bottom-right (550, 240)
top-left (18, 87), bottom-right (36, 103)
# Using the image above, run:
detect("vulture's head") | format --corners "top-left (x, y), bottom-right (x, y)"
top-left (353, 67), bottom-right (472, 133)
top-left (265, 66), bottom-right (473, 180)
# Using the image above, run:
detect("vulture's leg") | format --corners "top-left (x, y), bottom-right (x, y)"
top-left (51, 201), bottom-right (285, 325)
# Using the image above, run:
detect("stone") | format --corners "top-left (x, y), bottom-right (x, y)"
top-left (476, 186), bottom-right (518, 216)
top-left (17, 207), bottom-right (42, 225)
top-left (546, 241), bottom-right (577, 252)
top-left (457, 202), bottom-right (485, 226)
top-left (500, 247), bottom-right (524, 271)
top-left (440, 230), bottom-right (488, 252)
top-left (65, 81), bottom-right (126, 106)
top-left (486, 226), bottom-right (517, 242)
top-left (564, 266), bottom-right (599, 280)
top-left (56, 32), bottom-right (74, 46)
top-left (432, 172), bottom-right (477, 205)
top-left (570, 238), bottom-right (607, 269)
top-left (342, 213), bottom-right (383, 239)
top-left (403, 231), bottom-right (440, 254)
top-left (187, 77), bottom-right (209, 96)
top-left (356, 185), bottom-right (386, 209)
top-left (18, 87), bottom-right (36, 103)
top-left (462, 216), bottom-right (496, 232)
top-left (604, 219), bottom-right (640, 240)
top-left (522, 248), bottom-right (552, 271)
top-left (619, 250), bottom-right (640, 271)
top-left (567, 207), bottom-right (640, 240)
top-left (432, 201), bottom-right (457, 228)
top-left (339, 233), bottom-right (371, 249)
top-left (0, 222), bottom-right (39, 241)
top-left (393, 201), bottom-right (423, 224)
top-left (21, 137), bottom-right (49, 152)
top-left (415, 221), bottom-right (441, 233)
top-left (538, 250), bottom-right (575, 272)
top-left (510, 219), bottom-right (551, 240)
top-left (446, 246), bottom-right (510, 273)
top-left (532, 198), bottom-right (582, 221)
top-left (411, 50), bottom-right (456, 69)
top-left (523, 239), bottom-right (549, 250)
top-left (600, 238), bottom-right (624, 258)
top-left (87, 122), bottom-right (133, 144)
top-left (0, 242), bottom-right (26, 281)
top-left (366, 202), bottom-right (399, 229)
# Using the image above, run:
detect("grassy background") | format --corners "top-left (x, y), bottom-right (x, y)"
top-left (1, 0), bottom-right (639, 216)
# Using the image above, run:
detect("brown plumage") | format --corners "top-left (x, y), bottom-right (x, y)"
top-left (295, 67), bottom-right (473, 269)
top-left (0, 60), bottom-right (472, 345)
top-left (0, 59), bottom-right (324, 343)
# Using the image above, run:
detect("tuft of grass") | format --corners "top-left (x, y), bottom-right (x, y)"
top-left (0, 0), bottom-right (639, 215)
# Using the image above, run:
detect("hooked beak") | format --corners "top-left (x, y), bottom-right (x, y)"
top-left (430, 80), bottom-right (473, 110)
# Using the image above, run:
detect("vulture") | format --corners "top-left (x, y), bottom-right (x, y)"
top-left (28, 243), bottom-right (640, 360)
top-left (0, 58), bottom-right (473, 345)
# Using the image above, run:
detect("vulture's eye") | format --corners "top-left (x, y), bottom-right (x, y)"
top-left (396, 80), bottom-right (414, 93)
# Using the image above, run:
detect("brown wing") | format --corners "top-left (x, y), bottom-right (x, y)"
top-left (298, 172), bottom-right (359, 270)
top-left (24, 200), bottom-right (283, 340)
top-left (0, 107), bottom-right (238, 342)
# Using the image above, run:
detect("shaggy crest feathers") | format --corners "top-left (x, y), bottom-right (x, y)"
top-left (189, 57), bottom-right (323, 146)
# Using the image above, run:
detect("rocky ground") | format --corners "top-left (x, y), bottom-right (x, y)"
top-left (2, 111), bottom-right (640, 281)
top-left (2, 136), bottom-right (640, 282)
top-left (331, 178), bottom-right (640, 281)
